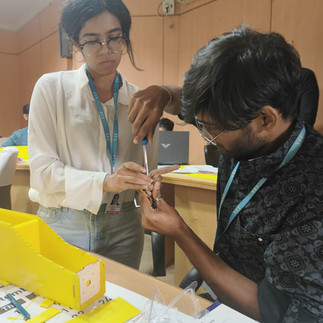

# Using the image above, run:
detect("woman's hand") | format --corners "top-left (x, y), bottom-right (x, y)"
top-left (149, 164), bottom-right (180, 182)
top-left (103, 161), bottom-right (152, 193)
top-left (140, 165), bottom-right (180, 200)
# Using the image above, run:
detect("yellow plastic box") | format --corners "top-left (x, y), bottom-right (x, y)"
top-left (0, 208), bottom-right (105, 310)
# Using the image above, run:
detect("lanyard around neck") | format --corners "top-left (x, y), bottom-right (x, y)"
top-left (86, 66), bottom-right (119, 172)
top-left (215, 124), bottom-right (306, 243)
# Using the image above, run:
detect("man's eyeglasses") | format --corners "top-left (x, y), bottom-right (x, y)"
top-left (194, 115), bottom-right (239, 146)
top-left (79, 36), bottom-right (127, 56)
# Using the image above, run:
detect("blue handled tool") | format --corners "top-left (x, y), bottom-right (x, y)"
top-left (140, 137), bottom-right (149, 175)
top-left (5, 293), bottom-right (31, 321)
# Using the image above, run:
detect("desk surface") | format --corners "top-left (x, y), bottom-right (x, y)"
top-left (92, 254), bottom-right (212, 315)
top-left (17, 161), bottom-right (217, 190)
top-left (162, 172), bottom-right (217, 190)
top-left (16, 161), bottom-right (29, 170)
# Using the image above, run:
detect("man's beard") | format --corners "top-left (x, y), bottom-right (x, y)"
top-left (217, 126), bottom-right (267, 161)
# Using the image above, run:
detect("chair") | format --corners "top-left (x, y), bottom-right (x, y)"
top-left (179, 267), bottom-right (217, 301)
top-left (135, 198), bottom-right (167, 277)
top-left (0, 147), bottom-right (19, 209)
top-left (137, 187), bottom-right (175, 277)
top-left (151, 231), bottom-right (166, 276)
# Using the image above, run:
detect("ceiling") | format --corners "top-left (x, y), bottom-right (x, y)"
top-left (0, 0), bottom-right (55, 32)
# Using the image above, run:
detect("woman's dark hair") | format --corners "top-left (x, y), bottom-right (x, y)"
top-left (181, 25), bottom-right (302, 129)
top-left (60, 0), bottom-right (139, 69)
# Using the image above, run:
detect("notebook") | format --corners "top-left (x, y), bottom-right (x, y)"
top-left (158, 131), bottom-right (189, 165)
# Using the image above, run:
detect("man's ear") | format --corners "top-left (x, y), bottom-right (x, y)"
top-left (258, 105), bottom-right (280, 130)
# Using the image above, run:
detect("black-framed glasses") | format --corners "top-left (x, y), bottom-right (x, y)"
top-left (194, 115), bottom-right (239, 146)
top-left (79, 36), bottom-right (127, 56)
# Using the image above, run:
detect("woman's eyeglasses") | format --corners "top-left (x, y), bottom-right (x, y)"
top-left (79, 36), bottom-right (127, 56)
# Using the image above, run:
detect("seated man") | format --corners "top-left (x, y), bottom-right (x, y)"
top-left (129, 26), bottom-right (323, 322)
top-left (1, 103), bottom-right (30, 147)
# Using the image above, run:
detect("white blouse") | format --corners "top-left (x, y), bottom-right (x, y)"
top-left (28, 64), bottom-right (158, 214)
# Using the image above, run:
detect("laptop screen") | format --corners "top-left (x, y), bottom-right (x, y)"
top-left (158, 131), bottom-right (189, 165)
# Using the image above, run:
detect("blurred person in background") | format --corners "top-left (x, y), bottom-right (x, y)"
top-left (1, 103), bottom-right (29, 147)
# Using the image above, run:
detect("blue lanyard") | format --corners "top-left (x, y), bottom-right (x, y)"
top-left (215, 124), bottom-right (306, 243)
top-left (86, 66), bottom-right (119, 172)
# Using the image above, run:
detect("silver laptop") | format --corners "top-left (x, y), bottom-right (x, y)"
top-left (158, 131), bottom-right (189, 165)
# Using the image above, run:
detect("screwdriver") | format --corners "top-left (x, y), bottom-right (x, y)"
top-left (140, 137), bottom-right (158, 209)
top-left (140, 137), bottom-right (149, 175)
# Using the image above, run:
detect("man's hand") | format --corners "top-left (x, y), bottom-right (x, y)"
top-left (139, 185), bottom-right (184, 238)
top-left (128, 85), bottom-right (172, 144)
top-left (138, 164), bottom-right (182, 236)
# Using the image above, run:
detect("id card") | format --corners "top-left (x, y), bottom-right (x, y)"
top-left (105, 194), bottom-right (121, 215)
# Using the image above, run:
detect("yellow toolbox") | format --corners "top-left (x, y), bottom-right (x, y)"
top-left (0, 208), bottom-right (105, 310)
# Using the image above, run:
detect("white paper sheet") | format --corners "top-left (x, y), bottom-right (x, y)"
top-left (0, 282), bottom-right (192, 322)
top-left (198, 303), bottom-right (258, 323)
top-left (159, 165), bottom-right (218, 174)
top-left (0, 282), bottom-right (258, 323)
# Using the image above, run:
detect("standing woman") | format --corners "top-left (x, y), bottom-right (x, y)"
top-left (28, 0), bottom-right (158, 269)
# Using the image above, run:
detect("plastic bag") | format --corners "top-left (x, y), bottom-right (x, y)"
top-left (139, 282), bottom-right (202, 323)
